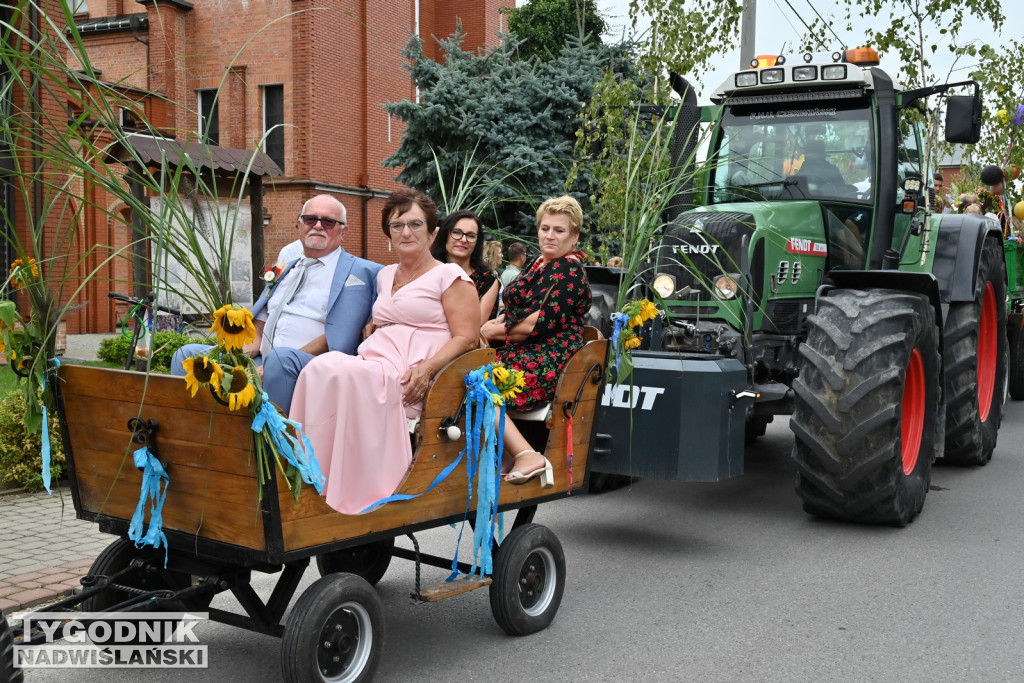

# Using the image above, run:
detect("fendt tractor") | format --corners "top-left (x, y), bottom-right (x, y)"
top-left (591, 47), bottom-right (1005, 526)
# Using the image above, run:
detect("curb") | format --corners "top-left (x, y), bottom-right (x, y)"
top-left (0, 557), bottom-right (94, 613)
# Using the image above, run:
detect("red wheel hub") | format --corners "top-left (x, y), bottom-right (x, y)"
top-left (901, 349), bottom-right (925, 476)
top-left (977, 281), bottom-right (997, 422)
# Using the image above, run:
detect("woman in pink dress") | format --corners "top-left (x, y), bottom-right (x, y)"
top-left (289, 189), bottom-right (479, 514)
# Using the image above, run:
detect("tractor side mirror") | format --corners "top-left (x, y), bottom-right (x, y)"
top-left (945, 95), bottom-right (982, 144)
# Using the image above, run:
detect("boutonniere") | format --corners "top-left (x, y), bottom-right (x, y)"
top-left (262, 264), bottom-right (285, 290)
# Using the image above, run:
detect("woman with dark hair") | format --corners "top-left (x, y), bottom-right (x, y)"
top-left (290, 188), bottom-right (480, 514)
top-left (430, 210), bottom-right (500, 321)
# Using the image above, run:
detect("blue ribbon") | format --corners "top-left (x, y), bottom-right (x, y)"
top-left (38, 358), bottom-right (60, 495)
top-left (128, 445), bottom-right (169, 566)
top-left (447, 365), bottom-right (504, 580)
top-left (251, 392), bottom-right (325, 494)
top-left (610, 312), bottom-right (628, 380)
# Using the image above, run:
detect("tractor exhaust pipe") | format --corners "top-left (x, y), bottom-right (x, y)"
top-left (666, 73), bottom-right (701, 223)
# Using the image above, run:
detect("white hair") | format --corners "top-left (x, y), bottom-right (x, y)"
top-left (301, 194), bottom-right (347, 223)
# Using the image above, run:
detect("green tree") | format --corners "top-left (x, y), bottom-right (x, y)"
top-left (569, 45), bottom-right (670, 260)
top-left (384, 32), bottom-right (608, 236)
top-left (971, 38), bottom-right (1024, 185)
top-left (503, 0), bottom-right (608, 59)
top-left (629, 0), bottom-right (1005, 92)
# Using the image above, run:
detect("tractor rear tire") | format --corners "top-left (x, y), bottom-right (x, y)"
top-left (1007, 314), bottom-right (1024, 400)
top-left (943, 237), bottom-right (1006, 465)
top-left (791, 289), bottom-right (940, 526)
top-left (1, 607), bottom-right (23, 683)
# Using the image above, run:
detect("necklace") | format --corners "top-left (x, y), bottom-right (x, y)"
top-left (393, 262), bottom-right (433, 292)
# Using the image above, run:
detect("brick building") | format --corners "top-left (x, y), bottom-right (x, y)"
top-left (27, 0), bottom-right (512, 333)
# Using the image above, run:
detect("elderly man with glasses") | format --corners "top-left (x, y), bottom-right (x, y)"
top-left (171, 194), bottom-right (382, 412)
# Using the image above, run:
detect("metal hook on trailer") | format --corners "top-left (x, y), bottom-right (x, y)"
top-left (562, 363), bottom-right (604, 419)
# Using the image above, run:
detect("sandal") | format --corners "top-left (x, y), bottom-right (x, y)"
top-left (503, 450), bottom-right (553, 488)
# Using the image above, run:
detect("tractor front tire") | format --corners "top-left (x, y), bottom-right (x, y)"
top-left (943, 236), bottom-right (1006, 465)
top-left (791, 289), bottom-right (940, 526)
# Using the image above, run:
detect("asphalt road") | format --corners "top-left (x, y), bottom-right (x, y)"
top-left (22, 402), bottom-right (1024, 682)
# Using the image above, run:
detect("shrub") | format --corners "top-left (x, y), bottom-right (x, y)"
top-left (0, 391), bottom-right (65, 491)
top-left (97, 331), bottom-right (199, 370)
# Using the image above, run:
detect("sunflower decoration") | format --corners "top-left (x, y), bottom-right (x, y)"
top-left (215, 364), bottom-right (258, 411)
top-left (609, 298), bottom-right (661, 384)
top-left (490, 362), bottom-right (526, 405)
top-left (182, 354), bottom-right (225, 397)
top-left (211, 304), bottom-right (257, 351)
top-left (9, 257), bottom-right (40, 289)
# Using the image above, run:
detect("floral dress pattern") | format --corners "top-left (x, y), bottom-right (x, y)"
top-left (498, 256), bottom-right (591, 410)
top-left (471, 268), bottom-right (499, 320)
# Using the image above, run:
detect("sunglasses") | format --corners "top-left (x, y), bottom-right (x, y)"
top-left (299, 215), bottom-right (345, 229)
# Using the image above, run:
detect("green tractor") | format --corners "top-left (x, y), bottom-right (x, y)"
top-left (592, 48), bottom-right (1004, 525)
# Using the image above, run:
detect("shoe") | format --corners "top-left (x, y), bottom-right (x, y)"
top-left (504, 450), bottom-right (553, 488)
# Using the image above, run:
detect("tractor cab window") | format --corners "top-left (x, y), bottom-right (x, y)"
top-left (894, 112), bottom-right (924, 204)
top-left (711, 100), bottom-right (874, 204)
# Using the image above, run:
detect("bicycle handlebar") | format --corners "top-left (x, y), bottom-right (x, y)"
top-left (107, 291), bottom-right (182, 316)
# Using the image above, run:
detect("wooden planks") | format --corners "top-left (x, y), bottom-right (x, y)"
top-left (56, 340), bottom-right (607, 558)
top-left (416, 576), bottom-right (491, 602)
top-left (59, 365), bottom-right (265, 551)
top-left (278, 342), bottom-right (608, 552)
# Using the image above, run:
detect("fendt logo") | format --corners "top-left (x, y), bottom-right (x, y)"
top-left (601, 384), bottom-right (666, 410)
top-left (786, 237), bottom-right (827, 256)
top-left (676, 244), bottom-right (720, 255)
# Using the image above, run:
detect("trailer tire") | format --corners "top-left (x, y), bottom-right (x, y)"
top-left (316, 538), bottom-right (394, 586)
top-left (1007, 314), bottom-right (1024, 400)
top-left (78, 539), bottom-right (200, 645)
top-left (281, 573), bottom-right (383, 683)
top-left (489, 524), bottom-right (565, 636)
top-left (0, 608), bottom-right (22, 683)
top-left (81, 539), bottom-right (195, 610)
top-left (791, 289), bottom-right (939, 526)
top-left (943, 236), bottom-right (1006, 464)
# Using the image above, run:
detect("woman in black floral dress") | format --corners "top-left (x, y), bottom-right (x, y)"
top-left (480, 196), bottom-right (592, 485)
top-left (430, 210), bottom-right (500, 321)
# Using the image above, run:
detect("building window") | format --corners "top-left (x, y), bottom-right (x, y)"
top-left (263, 84), bottom-right (284, 173)
top-left (70, 0), bottom-right (88, 15)
top-left (198, 89), bottom-right (219, 146)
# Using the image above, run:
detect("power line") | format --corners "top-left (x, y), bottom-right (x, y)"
top-left (780, 0), bottom-right (828, 50)
top-left (772, 0), bottom-right (804, 50)
top-left (803, 0), bottom-right (847, 49)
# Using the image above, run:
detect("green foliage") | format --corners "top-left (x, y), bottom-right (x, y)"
top-left (97, 331), bottom-right (196, 371)
top-left (384, 32), bottom-right (608, 236)
top-left (570, 48), bottom-right (670, 260)
top-left (818, 0), bottom-right (1005, 91)
top-left (0, 391), bottom-right (65, 491)
top-left (627, 0), bottom-right (744, 89)
top-left (503, 0), bottom-right (607, 59)
top-left (971, 38), bottom-right (1024, 175)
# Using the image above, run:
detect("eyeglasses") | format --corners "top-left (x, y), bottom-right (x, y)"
top-left (449, 228), bottom-right (479, 243)
top-left (299, 215), bottom-right (345, 229)
top-left (388, 220), bottom-right (427, 232)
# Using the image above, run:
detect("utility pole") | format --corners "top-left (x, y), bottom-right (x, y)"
top-left (739, 0), bottom-right (756, 68)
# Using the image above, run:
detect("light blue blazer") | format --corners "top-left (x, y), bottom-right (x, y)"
top-left (253, 249), bottom-right (382, 355)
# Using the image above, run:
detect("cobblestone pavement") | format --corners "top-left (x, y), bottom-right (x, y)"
top-left (0, 489), bottom-right (114, 612)
top-left (0, 336), bottom-right (119, 613)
